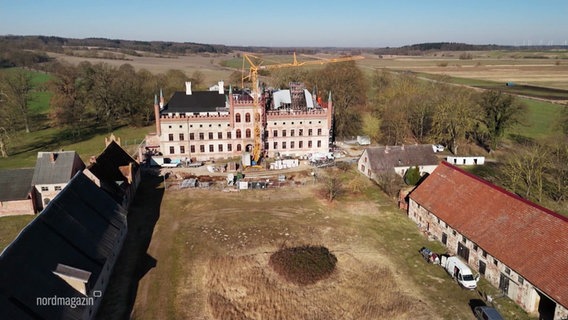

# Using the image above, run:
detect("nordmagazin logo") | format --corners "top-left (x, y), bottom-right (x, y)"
top-left (36, 291), bottom-right (99, 309)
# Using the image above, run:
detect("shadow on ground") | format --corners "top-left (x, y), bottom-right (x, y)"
top-left (95, 169), bottom-right (164, 320)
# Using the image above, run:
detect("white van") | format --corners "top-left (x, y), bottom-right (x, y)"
top-left (441, 256), bottom-right (479, 289)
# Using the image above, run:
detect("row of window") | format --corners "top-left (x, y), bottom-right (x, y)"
top-left (168, 140), bottom-right (324, 154)
top-left (40, 185), bottom-right (62, 192)
top-left (168, 128), bottom-right (327, 142)
top-left (272, 128), bottom-right (323, 137)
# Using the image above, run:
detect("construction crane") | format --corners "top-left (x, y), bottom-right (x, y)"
top-left (242, 52), bottom-right (364, 165)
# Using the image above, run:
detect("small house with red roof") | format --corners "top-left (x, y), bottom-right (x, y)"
top-left (408, 162), bottom-right (568, 320)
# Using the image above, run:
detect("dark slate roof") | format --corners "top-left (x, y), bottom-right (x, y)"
top-left (88, 141), bottom-right (139, 184)
top-left (0, 172), bottom-right (127, 320)
top-left (162, 91), bottom-right (227, 113)
top-left (365, 144), bottom-right (439, 172)
top-left (31, 151), bottom-right (85, 185)
top-left (409, 162), bottom-right (568, 309)
top-left (0, 168), bottom-right (34, 201)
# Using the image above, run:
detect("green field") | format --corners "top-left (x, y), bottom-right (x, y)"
top-left (0, 215), bottom-right (36, 252)
top-left (509, 98), bottom-right (565, 140)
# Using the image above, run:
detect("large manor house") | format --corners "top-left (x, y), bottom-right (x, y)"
top-left (145, 81), bottom-right (333, 162)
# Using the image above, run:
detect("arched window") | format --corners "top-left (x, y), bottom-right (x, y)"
top-left (237, 144), bottom-right (242, 151)
top-left (236, 129), bottom-right (242, 138)
top-left (245, 113), bottom-right (251, 122)
top-left (245, 128), bottom-right (251, 138)
top-left (235, 113), bottom-right (241, 123)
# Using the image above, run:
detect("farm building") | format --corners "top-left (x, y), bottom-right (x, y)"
top-left (357, 144), bottom-right (439, 181)
top-left (0, 168), bottom-right (36, 216)
top-left (145, 81), bottom-right (333, 162)
top-left (0, 171), bottom-right (128, 320)
top-left (31, 150), bottom-right (85, 212)
top-left (84, 140), bottom-right (141, 209)
top-left (408, 162), bottom-right (568, 320)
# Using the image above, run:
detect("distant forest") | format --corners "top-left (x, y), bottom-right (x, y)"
top-left (2, 35), bottom-right (568, 68)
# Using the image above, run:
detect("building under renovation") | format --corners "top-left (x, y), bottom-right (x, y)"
top-left (145, 81), bottom-right (333, 163)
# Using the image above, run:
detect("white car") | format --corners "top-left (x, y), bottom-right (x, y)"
top-left (432, 144), bottom-right (445, 152)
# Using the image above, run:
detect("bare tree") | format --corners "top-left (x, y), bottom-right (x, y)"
top-left (502, 144), bottom-right (550, 203)
top-left (1, 69), bottom-right (34, 133)
top-left (478, 90), bottom-right (525, 151)
top-left (0, 127), bottom-right (9, 158)
top-left (319, 173), bottom-right (343, 202)
top-left (431, 87), bottom-right (479, 155)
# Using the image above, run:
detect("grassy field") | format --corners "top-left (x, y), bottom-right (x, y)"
top-left (509, 98), bottom-right (565, 140)
top-left (123, 168), bottom-right (532, 320)
top-left (0, 215), bottom-right (36, 252)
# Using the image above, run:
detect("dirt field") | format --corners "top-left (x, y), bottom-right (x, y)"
top-left (125, 167), bottom-right (518, 320)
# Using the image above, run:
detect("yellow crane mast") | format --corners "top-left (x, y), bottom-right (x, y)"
top-left (242, 52), bottom-right (364, 165)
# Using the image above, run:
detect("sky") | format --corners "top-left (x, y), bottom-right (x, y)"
top-left (1, 0), bottom-right (567, 47)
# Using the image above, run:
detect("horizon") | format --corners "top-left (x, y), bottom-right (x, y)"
top-left (1, 1), bottom-right (567, 48)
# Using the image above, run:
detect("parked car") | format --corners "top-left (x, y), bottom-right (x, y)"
top-left (474, 306), bottom-right (504, 320)
top-left (432, 144), bottom-right (445, 152)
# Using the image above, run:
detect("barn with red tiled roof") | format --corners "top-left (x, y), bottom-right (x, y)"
top-left (408, 162), bottom-right (568, 320)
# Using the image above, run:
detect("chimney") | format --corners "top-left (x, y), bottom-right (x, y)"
top-left (218, 81), bottom-right (224, 94)
top-left (159, 88), bottom-right (164, 109)
top-left (50, 152), bottom-right (58, 163)
top-left (185, 81), bottom-right (192, 95)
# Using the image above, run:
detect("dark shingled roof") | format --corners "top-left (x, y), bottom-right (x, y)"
top-left (365, 145), bottom-right (439, 173)
top-left (31, 151), bottom-right (85, 185)
top-left (0, 168), bottom-right (34, 201)
top-left (409, 162), bottom-right (568, 309)
top-left (87, 141), bottom-right (139, 202)
top-left (0, 172), bottom-right (127, 320)
top-left (162, 91), bottom-right (227, 114)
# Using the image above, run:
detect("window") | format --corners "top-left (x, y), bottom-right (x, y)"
top-left (245, 113), bottom-right (251, 122)
top-left (282, 141), bottom-right (286, 149)
top-left (518, 276), bottom-right (524, 285)
top-left (235, 113), bottom-right (241, 123)
top-left (493, 258), bottom-right (498, 266)
top-left (199, 133), bottom-right (204, 140)
top-left (273, 142), bottom-right (278, 149)
top-left (168, 133), bottom-right (174, 141)
top-left (227, 132), bottom-right (232, 139)
top-left (308, 129), bottom-right (312, 136)
top-left (236, 129), bottom-right (241, 138)
top-left (473, 244), bottom-right (478, 251)
top-left (462, 236), bottom-right (467, 244)
top-left (180, 146), bottom-right (185, 153)
top-left (505, 267), bottom-right (511, 275)
top-left (190, 133), bottom-right (195, 140)
top-left (299, 129), bottom-right (303, 136)
top-left (290, 141), bottom-right (295, 149)
top-left (190, 145), bottom-right (195, 153)
top-left (180, 125), bottom-right (183, 128)
top-left (246, 129), bottom-right (251, 138)
top-left (236, 144), bottom-right (241, 151)
top-left (299, 141), bottom-right (303, 148)
top-left (227, 144), bottom-right (232, 151)
top-left (273, 130), bottom-right (278, 137)
top-left (209, 145), bottom-right (214, 152)
top-left (179, 133), bottom-right (185, 141)
top-left (317, 140), bottom-right (321, 148)
top-left (308, 140), bottom-right (312, 148)
top-left (54, 186), bottom-right (62, 191)
top-left (479, 261), bottom-right (486, 275)
top-left (282, 130), bottom-right (286, 137)
top-left (41, 186), bottom-right (49, 191)
top-left (218, 144), bottom-right (223, 152)
top-left (291, 129), bottom-right (295, 136)
top-left (482, 250), bottom-right (487, 258)
top-left (218, 132), bottom-right (223, 139)
top-left (200, 145), bottom-right (205, 152)
top-left (361, 165), bottom-right (365, 172)
top-left (208, 132), bottom-right (213, 139)
top-left (317, 128), bottom-right (322, 135)
top-left (169, 146), bottom-right (175, 154)
top-left (452, 230), bottom-right (457, 236)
